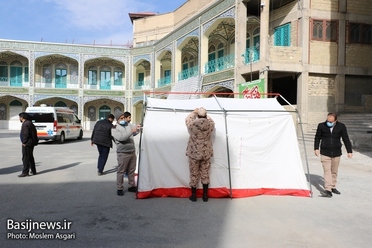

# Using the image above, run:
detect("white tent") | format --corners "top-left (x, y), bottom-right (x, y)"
top-left (137, 97), bottom-right (311, 199)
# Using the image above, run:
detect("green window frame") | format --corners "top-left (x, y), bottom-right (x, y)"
top-left (274, 23), bottom-right (291, 46)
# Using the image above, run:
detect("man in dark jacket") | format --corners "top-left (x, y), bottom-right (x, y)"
top-left (314, 113), bottom-right (353, 197)
top-left (91, 114), bottom-right (115, 175)
top-left (18, 112), bottom-right (39, 177)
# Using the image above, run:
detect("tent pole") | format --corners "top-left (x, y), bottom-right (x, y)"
top-left (296, 109), bottom-right (313, 197)
top-left (213, 95), bottom-right (233, 199)
top-left (278, 94), bottom-right (313, 197)
top-left (136, 93), bottom-right (147, 199)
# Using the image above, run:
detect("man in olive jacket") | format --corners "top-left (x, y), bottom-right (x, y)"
top-left (314, 113), bottom-right (353, 197)
top-left (91, 114), bottom-right (115, 175)
top-left (112, 110), bottom-right (141, 196)
top-left (18, 112), bottom-right (39, 177)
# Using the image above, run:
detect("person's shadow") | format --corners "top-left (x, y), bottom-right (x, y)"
top-left (306, 174), bottom-right (326, 196)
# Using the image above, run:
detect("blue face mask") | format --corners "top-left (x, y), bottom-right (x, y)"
top-left (326, 121), bottom-right (334, 128)
top-left (119, 120), bottom-right (126, 126)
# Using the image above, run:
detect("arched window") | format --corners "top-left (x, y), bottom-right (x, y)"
top-left (114, 106), bottom-right (122, 114)
top-left (189, 55), bottom-right (195, 68)
top-left (70, 65), bottom-right (78, 84)
top-left (10, 61), bottom-right (23, 86)
top-left (100, 66), bottom-right (111, 90)
top-left (88, 66), bottom-right (97, 85)
top-left (0, 61), bottom-right (8, 83)
top-left (114, 67), bottom-right (123, 86)
top-left (99, 105), bottom-right (111, 120)
top-left (55, 63), bottom-right (67, 88)
top-left (182, 57), bottom-right (189, 71)
top-left (55, 101), bottom-right (67, 107)
top-left (43, 64), bottom-right (52, 84)
top-left (246, 33), bottom-right (251, 49)
top-left (208, 45), bottom-right (216, 62)
top-left (253, 27), bottom-right (260, 48)
top-left (70, 105), bottom-right (78, 114)
top-left (252, 28), bottom-right (260, 61)
top-left (0, 103), bottom-right (7, 120)
top-left (217, 43), bottom-right (224, 57)
top-left (88, 106), bottom-right (96, 120)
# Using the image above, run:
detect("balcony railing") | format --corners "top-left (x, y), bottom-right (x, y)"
top-left (178, 66), bottom-right (199, 81)
top-left (243, 47), bottom-right (260, 64)
top-left (134, 80), bottom-right (151, 90)
top-left (0, 77), bottom-right (29, 87)
top-left (35, 81), bottom-right (78, 89)
top-left (158, 75), bottom-right (172, 87)
top-left (204, 54), bottom-right (235, 74)
top-left (100, 81), bottom-right (111, 90)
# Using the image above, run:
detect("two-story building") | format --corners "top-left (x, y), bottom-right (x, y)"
top-left (1, 0), bottom-right (371, 133)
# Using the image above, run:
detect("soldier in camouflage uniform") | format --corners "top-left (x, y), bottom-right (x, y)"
top-left (185, 107), bottom-right (215, 202)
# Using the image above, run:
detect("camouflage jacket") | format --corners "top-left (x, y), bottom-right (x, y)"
top-left (185, 112), bottom-right (215, 160)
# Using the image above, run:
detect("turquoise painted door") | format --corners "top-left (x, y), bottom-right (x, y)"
top-left (10, 67), bottom-right (22, 86)
top-left (55, 69), bottom-right (67, 88)
top-left (138, 72), bottom-right (144, 86)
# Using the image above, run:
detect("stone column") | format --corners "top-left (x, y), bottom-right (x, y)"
top-left (200, 27), bottom-right (208, 76)
top-left (259, 0), bottom-right (270, 93)
top-left (336, 0), bottom-right (347, 113)
top-left (335, 75), bottom-right (345, 113)
top-left (235, 0), bottom-right (247, 92)
top-left (174, 41), bottom-right (182, 82)
top-left (297, 0), bottom-right (311, 133)
top-left (154, 53), bottom-right (160, 88)
top-left (29, 50), bottom-right (35, 106)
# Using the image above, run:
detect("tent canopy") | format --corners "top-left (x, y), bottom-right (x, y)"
top-left (137, 97), bottom-right (311, 199)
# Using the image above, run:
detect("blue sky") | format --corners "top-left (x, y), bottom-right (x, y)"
top-left (0, 0), bottom-right (186, 46)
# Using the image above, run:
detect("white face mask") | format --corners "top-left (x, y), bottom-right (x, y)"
top-left (326, 121), bottom-right (334, 128)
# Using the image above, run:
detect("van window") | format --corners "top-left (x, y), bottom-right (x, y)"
top-left (73, 114), bottom-right (81, 123)
top-left (28, 113), bottom-right (54, 123)
top-left (57, 113), bottom-right (65, 123)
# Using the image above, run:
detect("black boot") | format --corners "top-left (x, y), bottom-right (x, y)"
top-left (189, 187), bottom-right (197, 202)
top-left (202, 184), bottom-right (209, 202)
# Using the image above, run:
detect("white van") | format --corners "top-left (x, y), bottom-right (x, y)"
top-left (26, 105), bottom-right (83, 143)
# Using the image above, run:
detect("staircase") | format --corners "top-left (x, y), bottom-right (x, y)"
top-left (337, 113), bottom-right (372, 150)
top-left (297, 114), bottom-right (372, 150)
top-left (167, 76), bottom-right (201, 100)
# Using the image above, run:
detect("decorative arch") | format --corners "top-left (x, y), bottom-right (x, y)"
top-left (176, 28), bottom-right (199, 48)
top-left (203, 7), bottom-right (235, 34)
top-left (10, 60), bottom-right (22, 66)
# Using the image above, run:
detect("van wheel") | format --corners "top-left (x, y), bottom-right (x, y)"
top-left (77, 130), bottom-right (83, 140)
top-left (59, 132), bottom-right (65, 144)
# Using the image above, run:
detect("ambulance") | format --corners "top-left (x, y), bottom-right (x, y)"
top-left (26, 105), bottom-right (83, 143)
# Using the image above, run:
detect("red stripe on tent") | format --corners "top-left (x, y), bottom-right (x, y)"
top-left (137, 187), bottom-right (311, 199)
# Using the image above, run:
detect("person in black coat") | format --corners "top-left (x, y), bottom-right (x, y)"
top-left (314, 113), bottom-right (353, 197)
top-left (91, 114), bottom-right (115, 175)
top-left (18, 112), bottom-right (39, 177)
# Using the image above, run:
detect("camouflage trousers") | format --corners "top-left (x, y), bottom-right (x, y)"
top-left (188, 158), bottom-right (211, 188)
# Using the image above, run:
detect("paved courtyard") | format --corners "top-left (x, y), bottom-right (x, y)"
top-left (1, 130), bottom-right (371, 247)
